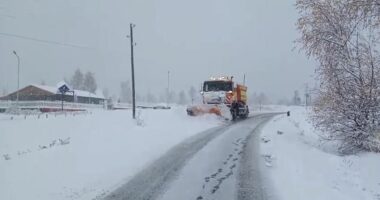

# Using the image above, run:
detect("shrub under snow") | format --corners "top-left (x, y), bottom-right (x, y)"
top-left (296, 0), bottom-right (380, 153)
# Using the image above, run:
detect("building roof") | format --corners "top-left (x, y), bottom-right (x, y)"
top-left (31, 84), bottom-right (105, 99)
top-left (31, 84), bottom-right (58, 94)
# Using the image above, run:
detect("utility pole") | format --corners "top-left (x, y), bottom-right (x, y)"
top-left (167, 70), bottom-right (170, 106)
top-left (243, 74), bottom-right (246, 86)
top-left (128, 23), bottom-right (136, 119)
top-left (61, 93), bottom-right (64, 111)
top-left (12, 51), bottom-right (20, 107)
top-left (305, 83), bottom-right (309, 108)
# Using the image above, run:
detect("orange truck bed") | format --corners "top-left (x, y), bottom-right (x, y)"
top-left (234, 84), bottom-right (247, 104)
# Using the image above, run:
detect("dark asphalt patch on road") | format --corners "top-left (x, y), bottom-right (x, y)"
top-left (103, 113), bottom-right (281, 200)
top-left (103, 125), bottom-right (230, 200)
top-left (237, 115), bottom-right (275, 200)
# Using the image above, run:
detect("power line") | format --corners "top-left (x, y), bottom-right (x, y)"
top-left (0, 32), bottom-right (89, 49)
top-left (0, 14), bottom-right (15, 19)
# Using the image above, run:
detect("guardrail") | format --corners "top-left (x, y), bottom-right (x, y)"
top-left (0, 100), bottom-right (104, 110)
top-left (112, 103), bottom-right (171, 110)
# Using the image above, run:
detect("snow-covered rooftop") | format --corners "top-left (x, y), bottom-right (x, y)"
top-left (31, 84), bottom-right (58, 94)
top-left (31, 84), bottom-right (105, 99)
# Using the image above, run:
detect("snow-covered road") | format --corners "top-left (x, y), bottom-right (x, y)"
top-left (0, 108), bottom-right (222, 200)
top-left (104, 113), bottom-right (280, 200)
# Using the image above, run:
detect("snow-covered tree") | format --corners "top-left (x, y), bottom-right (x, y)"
top-left (248, 92), bottom-right (258, 105)
top-left (120, 81), bottom-right (132, 103)
top-left (102, 88), bottom-right (110, 99)
top-left (145, 91), bottom-right (157, 103)
top-left (250, 92), bottom-right (271, 105)
top-left (293, 90), bottom-right (301, 105)
top-left (297, 0), bottom-right (380, 153)
top-left (277, 98), bottom-right (290, 106)
top-left (83, 72), bottom-right (97, 93)
top-left (2, 88), bottom-right (7, 96)
top-left (158, 93), bottom-right (166, 104)
top-left (70, 69), bottom-right (84, 90)
top-left (168, 91), bottom-right (177, 104)
top-left (136, 93), bottom-right (144, 102)
top-left (178, 90), bottom-right (187, 105)
top-left (188, 86), bottom-right (197, 104)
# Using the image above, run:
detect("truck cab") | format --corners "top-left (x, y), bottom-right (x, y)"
top-left (202, 79), bottom-right (234, 105)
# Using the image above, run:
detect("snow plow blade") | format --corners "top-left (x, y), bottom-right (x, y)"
top-left (186, 104), bottom-right (231, 119)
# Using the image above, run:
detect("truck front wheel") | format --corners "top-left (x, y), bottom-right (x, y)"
top-left (230, 102), bottom-right (239, 121)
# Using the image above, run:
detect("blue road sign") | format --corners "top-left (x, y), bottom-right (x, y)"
top-left (58, 84), bottom-right (70, 94)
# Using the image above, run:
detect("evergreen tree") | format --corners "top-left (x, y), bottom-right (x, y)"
top-left (188, 86), bottom-right (197, 104)
top-left (83, 72), bottom-right (97, 93)
top-left (70, 69), bottom-right (84, 90)
top-left (178, 90), bottom-right (187, 105)
top-left (120, 81), bottom-right (132, 103)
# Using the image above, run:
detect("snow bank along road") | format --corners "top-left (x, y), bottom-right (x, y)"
top-left (104, 113), bottom-right (281, 200)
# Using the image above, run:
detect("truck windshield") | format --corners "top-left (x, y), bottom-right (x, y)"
top-left (203, 81), bottom-right (233, 92)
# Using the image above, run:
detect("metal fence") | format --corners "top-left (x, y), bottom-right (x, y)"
top-left (0, 100), bottom-right (105, 110)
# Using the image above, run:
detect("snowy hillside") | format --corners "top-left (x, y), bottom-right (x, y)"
top-left (0, 107), bottom-right (221, 200)
top-left (260, 107), bottom-right (380, 200)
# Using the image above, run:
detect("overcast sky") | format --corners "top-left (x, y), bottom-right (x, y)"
top-left (0, 0), bottom-right (315, 101)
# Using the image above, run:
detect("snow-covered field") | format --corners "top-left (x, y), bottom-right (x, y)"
top-left (260, 107), bottom-right (380, 200)
top-left (3, 105), bottom-right (380, 200)
top-left (0, 107), bottom-right (221, 200)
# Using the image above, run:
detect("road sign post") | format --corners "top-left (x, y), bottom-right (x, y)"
top-left (58, 84), bottom-right (71, 111)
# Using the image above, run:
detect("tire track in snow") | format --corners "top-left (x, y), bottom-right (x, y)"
top-left (103, 124), bottom-right (231, 200)
top-left (191, 113), bottom-right (279, 200)
top-left (237, 114), bottom-right (277, 200)
top-left (103, 113), bottom-right (280, 200)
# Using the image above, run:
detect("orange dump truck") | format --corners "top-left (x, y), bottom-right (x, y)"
top-left (187, 76), bottom-right (249, 120)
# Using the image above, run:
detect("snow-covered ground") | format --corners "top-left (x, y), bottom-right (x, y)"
top-left (3, 105), bottom-right (379, 200)
top-left (260, 106), bottom-right (380, 200)
top-left (0, 107), bottom-right (221, 200)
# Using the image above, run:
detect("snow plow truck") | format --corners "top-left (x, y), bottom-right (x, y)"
top-left (186, 76), bottom-right (249, 120)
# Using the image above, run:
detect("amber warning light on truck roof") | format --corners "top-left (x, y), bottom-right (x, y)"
top-left (209, 76), bottom-right (233, 81)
